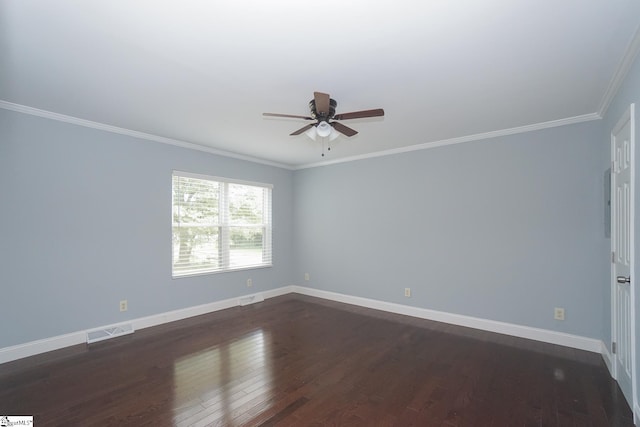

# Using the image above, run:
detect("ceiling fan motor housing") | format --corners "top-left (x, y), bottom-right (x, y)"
top-left (309, 98), bottom-right (337, 120)
top-left (263, 92), bottom-right (383, 140)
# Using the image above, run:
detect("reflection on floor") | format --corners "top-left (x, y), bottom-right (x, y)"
top-left (173, 329), bottom-right (272, 425)
top-left (0, 294), bottom-right (635, 426)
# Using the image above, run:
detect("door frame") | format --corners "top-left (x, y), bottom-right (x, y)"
top-left (610, 102), bottom-right (637, 419)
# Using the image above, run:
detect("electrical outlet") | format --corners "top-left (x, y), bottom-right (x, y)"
top-left (119, 300), bottom-right (128, 312)
top-left (404, 288), bottom-right (411, 297)
top-left (247, 278), bottom-right (253, 287)
top-left (304, 273), bottom-right (310, 281)
top-left (554, 307), bottom-right (565, 321)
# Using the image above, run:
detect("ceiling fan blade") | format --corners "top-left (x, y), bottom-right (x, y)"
top-left (314, 92), bottom-right (331, 116)
top-left (331, 121), bottom-right (358, 137)
top-left (263, 112), bottom-right (313, 120)
top-left (333, 108), bottom-right (385, 120)
top-left (290, 123), bottom-right (315, 136)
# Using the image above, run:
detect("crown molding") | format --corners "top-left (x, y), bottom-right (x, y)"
top-left (295, 112), bottom-right (601, 170)
top-left (598, 23), bottom-right (640, 117)
top-left (0, 100), bottom-right (294, 171)
top-left (0, 99), bottom-right (602, 172)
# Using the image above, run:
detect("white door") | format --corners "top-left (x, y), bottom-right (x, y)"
top-left (611, 103), bottom-right (636, 410)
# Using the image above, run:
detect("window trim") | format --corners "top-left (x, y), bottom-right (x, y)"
top-left (172, 170), bottom-right (273, 279)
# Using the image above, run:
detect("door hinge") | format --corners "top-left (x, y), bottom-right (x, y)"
top-left (612, 342), bottom-right (617, 354)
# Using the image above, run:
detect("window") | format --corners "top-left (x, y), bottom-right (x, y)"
top-left (172, 171), bottom-right (272, 277)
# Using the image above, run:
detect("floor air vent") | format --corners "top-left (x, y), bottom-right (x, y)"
top-left (86, 323), bottom-right (134, 344)
top-left (239, 294), bottom-right (265, 306)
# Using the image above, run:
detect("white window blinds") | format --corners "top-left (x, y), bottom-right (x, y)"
top-left (172, 172), bottom-right (272, 277)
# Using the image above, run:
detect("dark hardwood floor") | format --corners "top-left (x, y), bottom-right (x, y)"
top-left (0, 294), bottom-right (635, 426)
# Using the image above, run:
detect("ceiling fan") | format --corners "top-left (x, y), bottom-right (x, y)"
top-left (263, 91), bottom-right (384, 144)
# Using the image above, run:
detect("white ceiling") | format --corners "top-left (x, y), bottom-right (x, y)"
top-left (2, 1), bottom-right (640, 169)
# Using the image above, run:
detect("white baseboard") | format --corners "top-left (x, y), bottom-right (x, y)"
top-left (291, 286), bottom-right (604, 354)
top-left (131, 285), bottom-right (291, 331)
top-left (0, 285), bottom-right (294, 365)
top-left (0, 284), bottom-right (611, 367)
top-left (600, 342), bottom-right (638, 424)
top-left (0, 331), bottom-right (87, 365)
top-left (601, 340), bottom-right (614, 374)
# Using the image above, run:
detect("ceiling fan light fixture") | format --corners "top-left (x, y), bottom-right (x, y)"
top-left (329, 127), bottom-right (339, 141)
top-left (263, 91), bottom-right (385, 154)
top-left (305, 126), bottom-right (317, 141)
top-left (316, 121), bottom-right (331, 137)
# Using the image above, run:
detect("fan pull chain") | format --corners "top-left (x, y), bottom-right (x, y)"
top-left (320, 139), bottom-right (332, 157)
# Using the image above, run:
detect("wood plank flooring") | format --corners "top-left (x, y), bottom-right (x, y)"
top-left (0, 294), bottom-right (635, 426)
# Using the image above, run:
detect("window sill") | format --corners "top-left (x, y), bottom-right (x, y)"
top-left (172, 264), bottom-right (273, 279)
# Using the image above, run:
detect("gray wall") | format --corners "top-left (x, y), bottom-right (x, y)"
top-left (2, 54), bottom-right (637, 402)
top-left (601, 48), bottom-right (640, 411)
top-left (0, 108), bottom-right (294, 347)
top-left (293, 121), bottom-right (605, 339)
